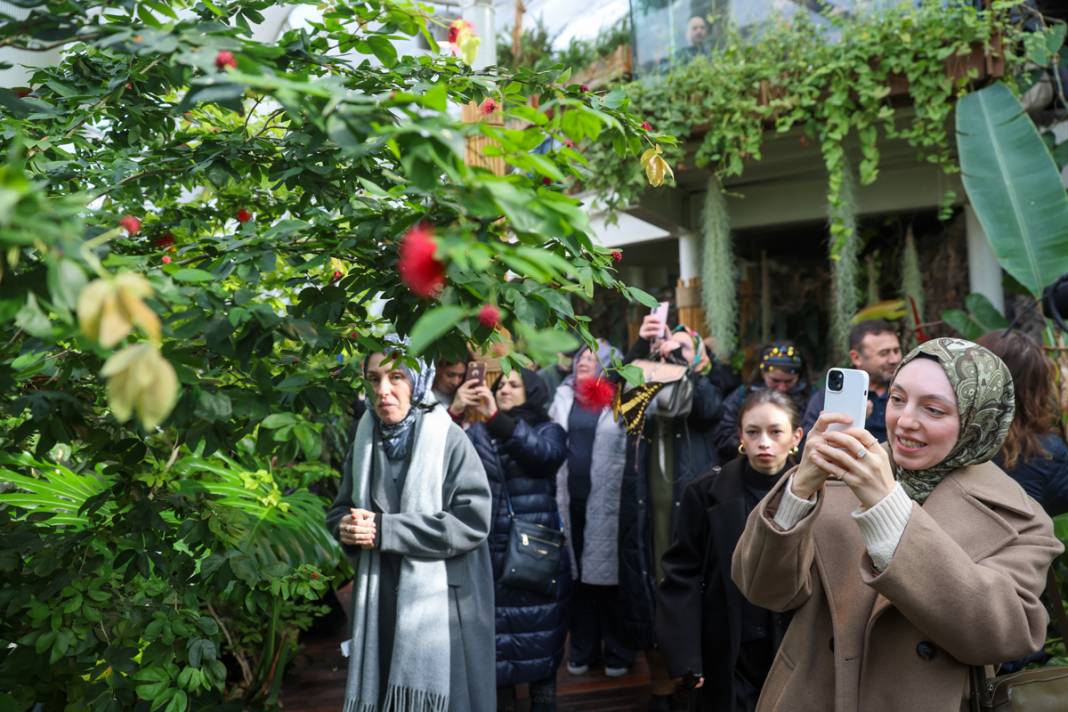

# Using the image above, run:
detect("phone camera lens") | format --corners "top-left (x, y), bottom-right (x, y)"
top-left (828, 370), bottom-right (844, 391)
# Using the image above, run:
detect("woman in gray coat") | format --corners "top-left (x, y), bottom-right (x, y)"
top-left (327, 347), bottom-right (495, 712)
top-left (550, 339), bottom-right (635, 678)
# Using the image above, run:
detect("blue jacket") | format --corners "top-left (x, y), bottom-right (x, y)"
top-left (997, 432), bottom-right (1068, 518)
top-left (467, 415), bottom-right (572, 686)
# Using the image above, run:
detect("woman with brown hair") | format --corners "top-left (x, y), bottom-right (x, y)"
top-left (977, 329), bottom-right (1068, 517)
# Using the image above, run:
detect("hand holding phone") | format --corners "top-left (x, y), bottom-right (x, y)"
top-left (467, 361), bottom-right (486, 386)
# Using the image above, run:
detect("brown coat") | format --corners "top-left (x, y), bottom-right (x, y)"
top-left (731, 460), bottom-right (1063, 712)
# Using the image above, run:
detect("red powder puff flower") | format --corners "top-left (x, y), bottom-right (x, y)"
top-left (611, 250), bottom-right (622, 263)
top-left (479, 98), bottom-right (497, 115)
top-left (478, 304), bottom-right (500, 329)
top-left (153, 233), bottom-right (175, 249)
top-left (332, 271), bottom-right (343, 282)
top-left (641, 121), bottom-right (652, 131)
top-left (563, 139), bottom-right (575, 149)
top-left (398, 223), bottom-right (446, 298)
top-left (119, 215), bottom-right (141, 235)
top-left (215, 51), bottom-right (237, 71)
top-left (542, 177), bottom-right (552, 186)
top-left (580, 84), bottom-right (589, 92)
top-left (162, 255), bottom-right (172, 264)
top-left (236, 208), bottom-right (252, 223)
top-left (575, 376), bottom-right (615, 412)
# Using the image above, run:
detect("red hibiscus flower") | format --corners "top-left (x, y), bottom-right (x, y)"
top-left (119, 215), bottom-right (141, 235)
top-left (575, 376), bottom-right (615, 412)
top-left (398, 223), bottom-right (446, 298)
top-left (478, 304), bottom-right (500, 329)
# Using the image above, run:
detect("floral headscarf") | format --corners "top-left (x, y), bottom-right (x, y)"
top-left (891, 338), bottom-right (1015, 503)
top-left (363, 337), bottom-right (436, 461)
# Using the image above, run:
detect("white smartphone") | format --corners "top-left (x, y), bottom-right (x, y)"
top-left (823, 367), bottom-right (869, 433)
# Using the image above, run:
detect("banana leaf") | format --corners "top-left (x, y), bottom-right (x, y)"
top-left (956, 81), bottom-right (1068, 297)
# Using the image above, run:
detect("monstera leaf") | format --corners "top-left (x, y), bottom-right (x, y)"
top-left (956, 82), bottom-right (1068, 297)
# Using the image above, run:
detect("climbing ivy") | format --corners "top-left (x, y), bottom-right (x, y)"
top-left (585, 1), bottom-right (1025, 250)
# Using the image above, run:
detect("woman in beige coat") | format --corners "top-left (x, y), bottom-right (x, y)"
top-left (731, 338), bottom-right (1063, 711)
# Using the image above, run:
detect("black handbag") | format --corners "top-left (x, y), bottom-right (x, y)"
top-left (969, 569), bottom-right (1068, 711)
top-left (499, 483), bottom-right (564, 598)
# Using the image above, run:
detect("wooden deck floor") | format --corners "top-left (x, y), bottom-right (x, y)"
top-left (281, 630), bottom-right (657, 712)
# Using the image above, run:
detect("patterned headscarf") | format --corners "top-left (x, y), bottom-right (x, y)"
top-left (363, 338), bottom-right (436, 461)
top-left (890, 338), bottom-right (1015, 503)
top-left (673, 325), bottom-right (711, 375)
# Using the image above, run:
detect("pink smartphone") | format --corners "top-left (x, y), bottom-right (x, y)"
top-left (651, 301), bottom-right (669, 338)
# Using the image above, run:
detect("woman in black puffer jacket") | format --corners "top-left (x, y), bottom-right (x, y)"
top-left (466, 367), bottom-right (571, 712)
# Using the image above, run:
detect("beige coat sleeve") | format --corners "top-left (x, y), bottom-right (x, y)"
top-left (731, 471), bottom-right (823, 613)
top-left (862, 500), bottom-right (1063, 665)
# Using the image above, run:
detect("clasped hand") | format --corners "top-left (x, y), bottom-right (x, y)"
top-left (339, 508), bottom-right (376, 549)
top-left (792, 412), bottom-right (895, 510)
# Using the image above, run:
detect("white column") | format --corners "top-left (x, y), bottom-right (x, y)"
top-left (677, 231), bottom-right (700, 281)
top-left (964, 205), bottom-right (1005, 314)
top-left (464, 0), bottom-right (497, 69)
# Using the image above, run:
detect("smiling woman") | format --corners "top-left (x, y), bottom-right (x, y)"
top-left (731, 338), bottom-right (1064, 711)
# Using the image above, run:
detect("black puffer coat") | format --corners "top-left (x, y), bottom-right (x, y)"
top-left (616, 337), bottom-right (724, 650)
top-left (467, 414), bottom-right (571, 686)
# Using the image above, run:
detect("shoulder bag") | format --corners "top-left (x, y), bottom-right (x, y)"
top-left (499, 482), bottom-right (564, 598)
top-left (969, 568), bottom-right (1068, 711)
top-left (628, 358), bottom-right (693, 419)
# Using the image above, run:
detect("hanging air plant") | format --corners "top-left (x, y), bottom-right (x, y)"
top-left (866, 255), bottom-right (880, 305)
top-left (901, 227), bottom-right (925, 348)
top-left (701, 177), bottom-right (738, 361)
top-left (829, 160), bottom-right (860, 363)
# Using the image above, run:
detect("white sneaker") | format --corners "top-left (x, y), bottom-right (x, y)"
top-left (605, 665), bottom-right (630, 678)
top-left (566, 662), bottom-right (589, 675)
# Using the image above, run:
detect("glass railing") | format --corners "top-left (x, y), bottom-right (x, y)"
top-left (628, 0), bottom-right (984, 76)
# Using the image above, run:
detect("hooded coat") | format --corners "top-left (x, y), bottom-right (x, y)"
top-left (466, 369), bottom-right (572, 687)
top-left (616, 334), bottom-right (724, 650)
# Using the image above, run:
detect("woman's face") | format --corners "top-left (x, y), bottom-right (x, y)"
top-left (495, 371), bottom-right (526, 411)
top-left (740, 403), bottom-right (802, 475)
top-left (366, 352), bottom-right (413, 425)
top-left (762, 367), bottom-right (799, 393)
top-left (885, 358), bottom-right (960, 470)
top-left (575, 349), bottom-right (598, 380)
top-left (665, 331), bottom-right (695, 363)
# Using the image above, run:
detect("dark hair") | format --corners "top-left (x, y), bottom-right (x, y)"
top-left (975, 330), bottom-right (1056, 469)
top-left (738, 389), bottom-right (801, 431)
top-left (849, 319), bottom-right (897, 352)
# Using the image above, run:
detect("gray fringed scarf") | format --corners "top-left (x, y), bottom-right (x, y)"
top-left (343, 406), bottom-right (452, 712)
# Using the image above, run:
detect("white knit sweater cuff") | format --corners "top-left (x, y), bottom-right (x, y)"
top-left (772, 475), bottom-right (818, 531)
top-left (851, 483), bottom-right (913, 572)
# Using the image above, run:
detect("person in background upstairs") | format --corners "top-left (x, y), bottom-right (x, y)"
top-left (802, 320), bottom-right (902, 445)
top-left (657, 389), bottom-right (802, 712)
top-left (978, 329), bottom-right (1068, 517)
top-left (731, 338), bottom-right (1062, 712)
top-left (465, 368), bottom-right (570, 712)
top-left (713, 341), bottom-right (810, 463)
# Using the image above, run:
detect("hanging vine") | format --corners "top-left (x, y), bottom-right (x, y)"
top-left (584, 1), bottom-right (1024, 229)
top-left (701, 176), bottom-right (737, 361)
top-left (829, 161), bottom-right (861, 362)
top-left (901, 226), bottom-right (926, 349)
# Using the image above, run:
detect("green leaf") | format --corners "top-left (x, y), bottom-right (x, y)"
top-left (367, 35), bottom-right (398, 67)
top-left (963, 293), bottom-right (1008, 331)
top-left (261, 413), bottom-right (298, 429)
top-left (48, 258), bottom-right (87, 312)
top-left (956, 82), bottom-right (1068, 297)
top-left (170, 268), bottom-right (217, 283)
top-left (408, 306), bottom-right (465, 355)
top-left (15, 294), bottom-right (52, 338)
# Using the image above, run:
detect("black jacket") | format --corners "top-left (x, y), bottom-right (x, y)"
top-left (997, 432), bottom-right (1068, 518)
top-left (466, 415), bottom-right (572, 686)
top-left (711, 382), bottom-right (810, 463)
top-left (617, 337), bottom-right (724, 649)
top-left (655, 458), bottom-right (791, 711)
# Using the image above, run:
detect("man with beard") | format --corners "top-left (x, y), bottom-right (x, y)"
top-left (802, 320), bottom-right (902, 444)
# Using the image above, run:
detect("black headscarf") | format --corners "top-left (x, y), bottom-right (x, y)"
top-left (493, 368), bottom-right (550, 425)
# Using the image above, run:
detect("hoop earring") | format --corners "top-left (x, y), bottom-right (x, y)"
top-left (738, 443), bottom-right (746, 454)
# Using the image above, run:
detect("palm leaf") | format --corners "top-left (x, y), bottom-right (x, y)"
top-left (0, 454), bottom-right (111, 527)
top-left (956, 82), bottom-right (1068, 297)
